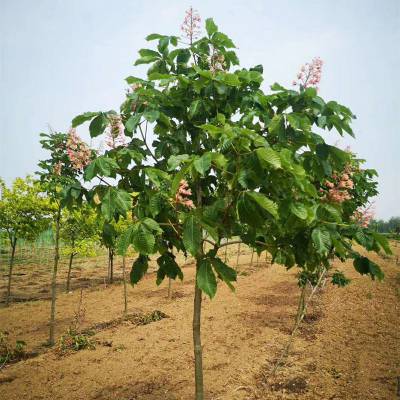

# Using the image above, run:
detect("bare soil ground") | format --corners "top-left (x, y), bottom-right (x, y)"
top-left (0, 243), bottom-right (399, 399)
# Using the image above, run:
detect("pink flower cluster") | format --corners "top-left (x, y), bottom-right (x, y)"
top-left (66, 128), bottom-right (92, 170)
top-left (352, 204), bottom-right (375, 228)
top-left (175, 179), bottom-right (195, 209)
top-left (292, 57), bottom-right (323, 89)
top-left (181, 7), bottom-right (201, 43)
top-left (105, 114), bottom-right (127, 149)
top-left (321, 166), bottom-right (354, 203)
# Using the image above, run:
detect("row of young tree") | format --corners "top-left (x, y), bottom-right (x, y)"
top-left (0, 176), bottom-right (130, 308)
top-left (2, 9), bottom-right (393, 399)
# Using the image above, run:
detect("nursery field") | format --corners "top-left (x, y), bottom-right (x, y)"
top-left (0, 242), bottom-right (399, 400)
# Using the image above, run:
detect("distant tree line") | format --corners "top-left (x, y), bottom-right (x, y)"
top-left (371, 217), bottom-right (400, 234)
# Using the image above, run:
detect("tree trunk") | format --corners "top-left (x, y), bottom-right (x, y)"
top-left (193, 183), bottom-right (204, 400)
top-left (250, 249), bottom-right (254, 267)
top-left (122, 256), bottom-right (128, 316)
top-left (193, 268), bottom-right (204, 400)
top-left (236, 242), bottom-right (241, 268)
top-left (49, 206), bottom-right (61, 346)
top-left (6, 237), bottom-right (17, 306)
top-left (66, 252), bottom-right (74, 293)
top-left (109, 248), bottom-right (114, 284)
top-left (168, 278), bottom-right (172, 299)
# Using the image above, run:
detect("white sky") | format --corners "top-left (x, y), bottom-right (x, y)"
top-left (0, 0), bottom-right (399, 219)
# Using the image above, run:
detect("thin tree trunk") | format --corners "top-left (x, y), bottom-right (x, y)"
top-left (49, 206), bottom-right (61, 346)
top-left (236, 242), bottom-right (241, 268)
top-left (168, 278), bottom-right (172, 299)
top-left (122, 256), bottom-right (128, 316)
top-left (224, 241), bottom-right (228, 263)
top-left (109, 249), bottom-right (114, 284)
top-left (256, 252), bottom-right (260, 266)
top-left (6, 237), bottom-right (17, 306)
top-left (66, 252), bottom-right (74, 293)
top-left (193, 183), bottom-right (205, 399)
top-left (193, 269), bottom-right (204, 400)
top-left (250, 249), bottom-right (254, 267)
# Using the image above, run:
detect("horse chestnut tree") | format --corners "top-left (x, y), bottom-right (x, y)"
top-left (66, 17), bottom-right (390, 399)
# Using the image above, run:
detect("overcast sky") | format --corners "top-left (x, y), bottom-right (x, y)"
top-left (0, 0), bottom-right (399, 219)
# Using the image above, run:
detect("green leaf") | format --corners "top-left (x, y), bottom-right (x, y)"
top-left (156, 252), bottom-right (183, 285)
top-left (143, 110), bottom-right (160, 123)
top-left (130, 255), bottom-right (149, 285)
top-left (117, 225), bottom-right (135, 256)
top-left (193, 153), bottom-right (212, 176)
top-left (211, 258), bottom-right (236, 291)
top-left (247, 192), bottom-right (279, 219)
top-left (89, 114), bottom-right (108, 137)
top-left (146, 167), bottom-right (170, 187)
top-left (197, 258), bottom-right (217, 298)
top-left (167, 154), bottom-right (189, 171)
top-left (132, 223), bottom-right (155, 254)
top-left (84, 156), bottom-right (119, 181)
top-left (146, 33), bottom-right (165, 41)
top-left (100, 188), bottom-right (131, 221)
top-left (139, 49), bottom-right (160, 58)
top-left (212, 32), bottom-right (235, 48)
top-left (188, 100), bottom-right (202, 119)
top-left (256, 147), bottom-right (281, 169)
top-left (134, 55), bottom-right (160, 65)
top-left (216, 72), bottom-right (240, 87)
top-left (183, 215), bottom-right (202, 256)
top-left (353, 256), bottom-right (384, 281)
top-left (72, 112), bottom-right (99, 127)
top-left (141, 217), bottom-right (163, 235)
top-left (311, 227), bottom-right (331, 255)
top-left (125, 114), bottom-right (141, 133)
top-left (205, 18), bottom-right (218, 36)
top-left (290, 203), bottom-right (308, 220)
top-left (371, 231), bottom-right (392, 255)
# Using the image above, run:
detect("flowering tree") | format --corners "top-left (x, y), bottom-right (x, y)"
top-left (66, 13), bottom-right (390, 399)
top-left (38, 130), bottom-right (93, 345)
top-left (0, 176), bottom-right (53, 306)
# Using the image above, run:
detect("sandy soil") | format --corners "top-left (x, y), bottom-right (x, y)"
top-left (0, 243), bottom-right (399, 400)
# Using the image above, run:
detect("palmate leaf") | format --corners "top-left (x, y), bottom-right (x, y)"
top-left (156, 252), bottom-right (183, 285)
top-left (311, 227), bottom-right (331, 255)
top-left (197, 258), bottom-right (217, 298)
top-left (99, 187), bottom-right (131, 221)
top-left (182, 215), bottom-right (202, 256)
top-left (353, 256), bottom-right (384, 281)
top-left (130, 255), bottom-right (149, 285)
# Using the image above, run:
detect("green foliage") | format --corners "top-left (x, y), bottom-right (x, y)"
top-left (0, 331), bottom-right (26, 365)
top-left (65, 16), bottom-right (388, 298)
top-left (57, 329), bottom-right (95, 354)
top-left (0, 176), bottom-right (54, 246)
top-left (60, 205), bottom-right (100, 257)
